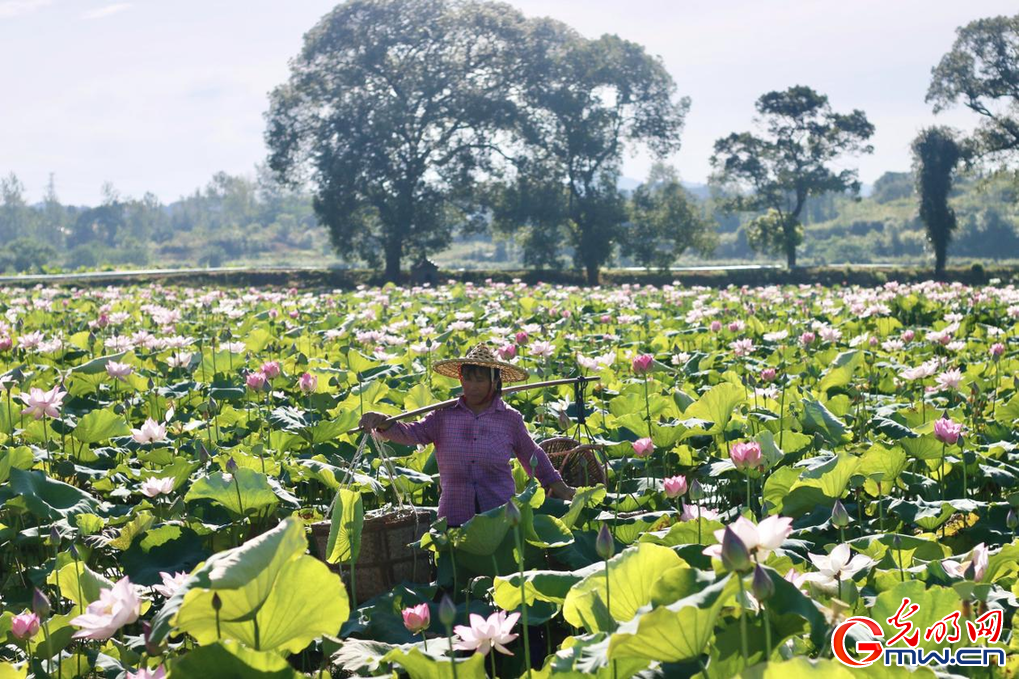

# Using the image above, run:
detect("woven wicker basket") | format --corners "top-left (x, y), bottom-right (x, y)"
top-left (311, 507), bottom-right (435, 605)
top-left (540, 437), bottom-right (607, 487)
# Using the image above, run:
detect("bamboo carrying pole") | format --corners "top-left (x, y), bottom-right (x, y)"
top-left (345, 375), bottom-right (600, 434)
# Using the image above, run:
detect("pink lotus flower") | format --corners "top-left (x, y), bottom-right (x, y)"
top-left (152, 571), bottom-right (189, 598)
top-left (901, 329), bottom-right (915, 343)
top-left (799, 332), bottom-right (815, 346)
top-left (942, 543), bottom-right (989, 581)
top-left (731, 338), bottom-right (754, 357)
top-left (631, 354), bottom-right (654, 375)
top-left (402, 603), bottom-right (430, 634)
top-left (529, 341), bottom-right (554, 358)
top-left (127, 666), bottom-right (166, 679)
top-left (990, 343), bottom-right (1005, 358)
top-left (19, 385), bottom-right (66, 420)
top-left (935, 368), bottom-right (963, 391)
top-left (709, 320), bottom-right (722, 333)
top-left (11, 611), bottom-right (40, 639)
top-left (70, 577), bottom-right (142, 640)
top-left (760, 368), bottom-right (777, 383)
top-left (139, 477), bottom-right (174, 497)
top-left (702, 515), bottom-right (793, 563)
top-left (514, 331), bottom-right (528, 345)
top-left (0, 335), bottom-right (12, 351)
top-left (106, 361), bottom-right (133, 381)
top-left (131, 418), bottom-right (167, 445)
top-left (246, 371), bottom-right (267, 391)
top-left (663, 475), bottom-right (688, 499)
top-left (680, 504), bottom-right (719, 521)
top-left (600, 314), bottom-right (612, 324)
top-left (497, 344), bottom-right (517, 361)
top-left (933, 417), bottom-right (962, 445)
top-left (730, 441), bottom-right (763, 472)
top-left (260, 361), bottom-right (282, 379)
top-left (454, 610), bottom-right (520, 656)
top-left (298, 372), bottom-right (318, 394)
top-left (632, 437), bottom-right (654, 456)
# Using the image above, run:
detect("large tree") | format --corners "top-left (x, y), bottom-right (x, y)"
top-left (927, 14), bottom-right (1019, 164)
top-left (709, 85), bottom-right (874, 268)
top-left (911, 126), bottom-right (963, 277)
top-left (619, 163), bottom-right (715, 271)
top-left (265, 0), bottom-right (526, 281)
top-left (493, 23), bottom-right (689, 284)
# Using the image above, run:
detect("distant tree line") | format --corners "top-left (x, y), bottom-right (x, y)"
top-left (3, 4), bottom-right (1019, 277)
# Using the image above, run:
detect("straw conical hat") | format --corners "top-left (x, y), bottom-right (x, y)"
top-left (432, 343), bottom-right (528, 383)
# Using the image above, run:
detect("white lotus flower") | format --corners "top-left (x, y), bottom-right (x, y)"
top-left (803, 543), bottom-right (875, 593)
top-left (131, 418), bottom-right (167, 444)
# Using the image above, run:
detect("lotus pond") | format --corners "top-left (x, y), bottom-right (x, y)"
top-left (0, 279), bottom-right (1018, 678)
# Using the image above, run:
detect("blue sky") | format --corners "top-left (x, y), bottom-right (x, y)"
top-left (1, 0), bottom-right (1014, 205)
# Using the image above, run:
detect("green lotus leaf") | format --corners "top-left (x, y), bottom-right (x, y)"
top-left (383, 647), bottom-right (487, 679)
top-left (741, 656), bottom-right (936, 679)
top-left (684, 383), bottom-right (745, 435)
top-left (325, 488), bottom-right (363, 564)
top-left (47, 561), bottom-right (113, 608)
top-left (174, 518), bottom-right (349, 653)
top-left (122, 525), bottom-right (208, 586)
top-left (73, 408), bottom-right (132, 443)
top-left (9, 468), bottom-right (101, 521)
top-left (184, 468), bottom-right (279, 517)
top-left (607, 573), bottom-right (736, 662)
top-left (170, 639), bottom-right (303, 678)
top-left (564, 542), bottom-right (685, 633)
top-left (493, 568), bottom-right (588, 609)
top-left (0, 446), bottom-right (33, 483)
top-left (801, 398), bottom-right (849, 445)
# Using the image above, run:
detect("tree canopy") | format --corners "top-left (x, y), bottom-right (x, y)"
top-left (265, 0), bottom-right (528, 281)
top-left (618, 163), bottom-right (715, 271)
top-left (492, 24), bottom-right (689, 283)
top-left (927, 13), bottom-right (1019, 164)
top-left (912, 126), bottom-right (964, 277)
top-left (709, 85), bottom-right (874, 267)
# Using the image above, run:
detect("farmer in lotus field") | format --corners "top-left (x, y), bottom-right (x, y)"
top-left (359, 343), bottom-right (583, 527)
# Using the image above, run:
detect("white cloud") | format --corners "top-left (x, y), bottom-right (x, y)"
top-left (0, 0), bottom-right (51, 19)
top-left (81, 2), bottom-right (131, 20)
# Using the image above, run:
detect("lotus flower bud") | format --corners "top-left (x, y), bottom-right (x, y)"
top-left (504, 500), bottom-right (521, 527)
top-left (225, 457), bottom-right (238, 474)
top-left (438, 594), bottom-right (456, 628)
top-left (32, 588), bottom-right (51, 619)
top-left (720, 526), bottom-right (753, 573)
top-left (595, 523), bottom-right (615, 561)
top-left (892, 534), bottom-right (903, 550)
top-left (212, 593), bottom-right (222, 612)
top-left (752, 564), bottom-right (774, 602)
top-left (831, 500), bottom-right (850, 528)
top-left (48, 526), bottom-right (61, 546)
top-left (1008, 508), bottom-right (1019, 531)
top-left (557, 408), bottom-right (570, 430)
top-left (688, 478), bottom-right (705, 501)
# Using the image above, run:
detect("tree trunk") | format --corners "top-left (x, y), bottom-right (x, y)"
top-left (786, 244), bottom-right (797, 269)
top-left (585, 262), bottom-right (600, 286)
top-left (935, 245), bottom-right (947, 279)
top-left (384, 239), bottom-right (403, 283)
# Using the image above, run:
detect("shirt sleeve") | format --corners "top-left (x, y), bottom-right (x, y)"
top-left (512, 412), bottom-right (563, 488)
top-left (376, 409), bottom-right (439, 447)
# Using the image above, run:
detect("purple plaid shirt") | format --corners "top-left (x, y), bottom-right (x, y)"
top-left (377, 395), bottom-right (563, 526)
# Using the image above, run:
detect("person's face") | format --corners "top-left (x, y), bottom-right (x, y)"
top-left (460, 367), bottom-right (494, 405)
